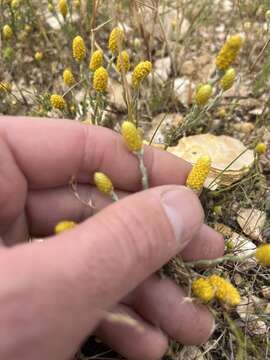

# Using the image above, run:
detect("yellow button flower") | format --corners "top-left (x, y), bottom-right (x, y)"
top-left (216, 34), bottom-right (243, 71)
top-left (63, 68), bottom-right (75, 87)
top-left (255, 143), bottom-right (267, 155)
top-left (50, 94), bottom-right (66, 110)
top-left (132, 61), bottom-right (152, 88)
top-left (3, 25), bottom-right (13, 40)
top-left (94, 172), bottom-right (113, 194)
top-left (121, 121), bottom-right (143, 152)
top-left (208, 275), bottom-right (240, 306)
top-left (59, 0), bottom-right (68, 18)
top-left (192, 278), bottom-right (215, 303)
top-left (11, 0), bottom-right (21, 9)
top-left (93, 66), bottom-right (108, 92)
top-left (55, 221), bottom-right (77, 234)
top-left (89, 50), bottom-right (104, 72)
top-left (34, 52), bottom-right (43, 61)
top-left (72, 35), bottom-right (86, 62)
top-left (195, 84), bottom-right (213, 106)
top-left (186, 155), bottom-right (211, 193)
top-left (220, 68), bottom-right (236, 91)
top-left (256, 244), bottom-right (270, 267)
top-left (116, 50), bottom-right (130, 73)
top-left (108, 27), bottom-right (124, 54)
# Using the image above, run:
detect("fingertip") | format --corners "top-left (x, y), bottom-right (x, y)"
top-left (171, 302), bottom-right (215, 345)
top-left (161, 186), bottom-right (204, 251)
top-left (181, 224), bottom-right (225, 262)
top-left (96, 305), bottom-right (168, 360)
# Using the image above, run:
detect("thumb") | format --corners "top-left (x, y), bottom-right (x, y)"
top-left (53, 185), bottom-right (204, 311)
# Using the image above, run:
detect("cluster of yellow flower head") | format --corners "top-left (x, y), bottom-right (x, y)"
top-left (89, 50), bottom-right (104, 72)
top-left (193, 34), bottom-right (243, 107)
top-left (216, 34), bottom-right (243, 71)
top-left (121, 121), bottom-right (143, 152)
top-left (94, 172), bottom-right (114, 195)
top-left (108, 27), bottom-right (125, 54)
top-left (34, 51), bottom-right (43, 62)
top-left (186, 155), bottom-right (212, 193)
top-left (50, 27), bottom-right (152, 110)
top-left (195, 84), bottom-right (213, 107)
top-left (93, 67), bottom-right (109, 93)
top-left (255, 142), bottom-right (267, 155)
top-left (256, 244), bottom-right (270, 267)
top-left (50, 94), bottom-right (66, 110)
top-left (116, 51), bottom-right (131, 73)
top-left (219, 68), bottom-right (236, 91)
top-left (63, 68), bottom-right (75, 87)
top-left (58, 0), bottom-right (68, 18)
top-left (132, 61), bottom-right (152, 88)
top-left (72, 35), bottom-right (86, 63)
top-left (192, 275), bottom-right (240, 306)
top-left (2, 24), bottom-right (13, 40)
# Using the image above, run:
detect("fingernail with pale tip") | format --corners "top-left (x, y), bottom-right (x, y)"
top-left (161, 187), bottom-right (203, 251)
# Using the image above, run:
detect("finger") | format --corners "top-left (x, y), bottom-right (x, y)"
top-left (2, 213), bottom-right (29, 246)
top-left (28, 186), bottom-right (224, 262)
top-left (27, 185), bottom-right (128, 236)
top-left (1, 117), bottom-right (191, 190)
top-left (181, 225), bottom-right (224, 261)
top-left (0, 137), bottom-right (26, 234)
top-left (43, 185), bottom-right (204, 313)
top-left (127, 275), bottom-right (215, 345)
top-left (96, 304), bottom-right (168, 360)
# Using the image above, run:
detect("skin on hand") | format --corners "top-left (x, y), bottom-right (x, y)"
top-left (0, 117), bottom-right (224, 360)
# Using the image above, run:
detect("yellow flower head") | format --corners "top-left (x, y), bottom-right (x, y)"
top-left (195, 84), bottom-right (213, 106)
top-left (50, 94), bottom-right (66, 110)
top-left (89, 50), bottom-right (104, 72)
top-left (34, 51), bottom-right (43, 61)
top-left (63, 68), bottom-right (75, 87)
top-left (48, 3), bottom-right (54, 12)
top-left (0, 82), bottom-right (11, 93)
top-left (59, 0), bottom-right (68, 18)
top-left (116, 50), bottom-right (130, 73)
top-left (93, 66), bottom-right (109, 92)
top-left (121, 121), bottom-right (143, 152)
top-left (216, 34), bottom-right (243, 71)
top-left (54, 220), bottom-right (77, 234)
top-left (208, 275), bottom-right (240, 306)
top-left (72, 35), bottom-right (86, 62)
top-left (3, 25), bottom-right (13, 40)
top-left (220, 68), bottom-right (236, 91)
top-left (11, 0), bottom-right (21, 9)
top-left (186, 155), bottom-right (211, 193)
top-left (94, 172), bottom-right (113, 194)
top-left (192, 278), bottom-right (215, 303)
top-left (132, 61), bottom-right (152, 88)
top-left (255, 142), bottom-right (267, 155)
top-left (108, 27), bottom-right (124, 53)
top-left (256, 244), bottom-right (270, 267)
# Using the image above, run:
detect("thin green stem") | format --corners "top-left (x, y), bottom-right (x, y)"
top-left (184, 252), bottom-right (255, 268)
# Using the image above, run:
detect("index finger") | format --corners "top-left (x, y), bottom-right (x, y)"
top-left (0, 116), bottom-right (191, 191)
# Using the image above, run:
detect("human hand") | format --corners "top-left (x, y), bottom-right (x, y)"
top-left (0, 117), bottom-right (224, 360)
